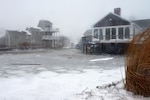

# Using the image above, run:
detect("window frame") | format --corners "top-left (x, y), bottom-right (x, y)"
top-left (118, 27), bottom-right (124, 39)
top-left (94, 29), bottom-right (99, 39)
top-left (105, 28), bottom-right (110, 40)
top-left (99, 29), bottom-right (103, 40)
top-left (125, 27), bottom-right (130, 39)
top-left (111, 28), bottom-right (116, 39)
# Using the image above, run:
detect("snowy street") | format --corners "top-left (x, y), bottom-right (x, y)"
top-left (0, 49), bottom-right (127, 100)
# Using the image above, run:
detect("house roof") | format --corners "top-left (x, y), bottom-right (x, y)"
top-left (132, 19), bottom-right (150, 29)
top-left (83, 29), bottom-right (92, 36)
top-left (6, 30), bottom-right (32, 35)
top-left (23, 31), bottom-right (32, 35)
top-left (93, 12), bottom-right (131, 27)
top-left (38, 20), bottom-right (52, 28)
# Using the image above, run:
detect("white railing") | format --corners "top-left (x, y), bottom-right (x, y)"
top-left (42, 36), bottom-right (60, 40)
top-left (92, 34), bottom-right (134, 43)
top-left (43, 28), bottom-right (59, 32)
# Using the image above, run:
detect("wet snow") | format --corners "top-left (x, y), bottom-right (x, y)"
top-left (0, 49), bottom-right (148, 100)
top-left (89, 57), bottom-right (113, 62)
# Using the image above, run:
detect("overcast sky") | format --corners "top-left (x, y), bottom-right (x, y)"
top-left (0, 0), bottom-right (150, 42)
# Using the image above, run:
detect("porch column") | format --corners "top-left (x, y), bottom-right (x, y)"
top-left (103, 28), bottom-right (106, 40)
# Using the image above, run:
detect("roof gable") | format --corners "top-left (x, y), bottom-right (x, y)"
top-left (84, 29), bottom-right (92, 36)
top-left (93, 13), bottom-right (131, 27)
top-left (132, 19), bottom-right (150, 29)
top-left (6, 30), bottom-right (31, 35)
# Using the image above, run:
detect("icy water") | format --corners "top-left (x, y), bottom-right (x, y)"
top-left (0, 48), bottom-right (124, 77)
top-left (0, 48), bottom-right (126, 100)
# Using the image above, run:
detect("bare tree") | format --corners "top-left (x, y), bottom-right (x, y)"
top-left (59, 35), bottom-right (70, 48)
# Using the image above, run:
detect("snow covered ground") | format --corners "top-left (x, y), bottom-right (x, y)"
top-left (0, 49), bottom-right (149, 100)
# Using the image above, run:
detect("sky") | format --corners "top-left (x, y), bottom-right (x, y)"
top-left (0, 0), bottom-right (150, 43)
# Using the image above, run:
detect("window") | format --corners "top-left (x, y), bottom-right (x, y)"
top-left (111, 28), bottom-right (116, 39)
top-left (118, 27), bottom-right (123, 39)
top-left (105, 28), bottom-right (110, 40)
top-left (94, 29), bottom-right (98, 39)
top-left (99, 29), bottom-right (103, 40)
top-left (125, 27), bottom-right (130, 39)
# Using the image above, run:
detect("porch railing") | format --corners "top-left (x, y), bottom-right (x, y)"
top-left (42, 36), bottom-right (60, 40)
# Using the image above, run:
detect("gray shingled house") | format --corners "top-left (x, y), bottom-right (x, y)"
top-left (2, 20), bottom-right (60, 49)
top-left (26, 20), bottom-right (60, 48)
top-left (82, 8), bottom-right (150, 54)
top-left (5, 30), bottom-right (32, 49)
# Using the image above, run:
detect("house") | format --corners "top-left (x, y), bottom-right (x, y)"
top-left (81, 29), bottom-right (93, 53)
top-left (26, 27), bottom-right (43, 47)
top-left (26, 20), bottom-right (60, 48)
top-left (5, 30), bottom-right (32, 49)
top-left (1, 20), bottom-right (60, 49)
top-left (82, 8), bottom-right (150, 54)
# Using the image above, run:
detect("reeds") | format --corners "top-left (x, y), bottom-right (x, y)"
top-left (125, 27), bottom-right (150, 96)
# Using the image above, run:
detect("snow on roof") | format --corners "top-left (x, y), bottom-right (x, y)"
top-left (26, 27), bottom-right (42, 31)
top-left (6, 30), bottom-right (32, 36)
top-left (23, 31), bottom-right (32, 35)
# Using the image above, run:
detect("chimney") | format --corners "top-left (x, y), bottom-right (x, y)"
top-left (114, 8), bottom-right (121, 16)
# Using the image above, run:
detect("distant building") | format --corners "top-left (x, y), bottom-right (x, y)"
top-left (5, 30), bottom-right (32, 49)
top-left (26, 20), bottom-right (60, 48)
top-left (1, 20), bottom-right (60, 49)
top-left (26, 27), bottom-right (43, 47)
top-left (82, 8), bottom-right (150, 54)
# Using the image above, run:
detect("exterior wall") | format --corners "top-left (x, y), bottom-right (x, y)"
top-left (42, 25), bottom-right (52, 31)
top-left (31, 31), bottom-right (45, 47)
top-left (42, 31), bottom-right (53, 48)
top-left (132, 23), bottom-right (143, 36)
top-left (83, 24), bottom-right (143, 54)
top-left (26, 28), bottom-right (45, 47)
top-left (42, 31), bottom-right (60, 48)
top-left (26, 27), bottom-right (60, 48)
top-left (82, 36), bottom-right (92, 43)
top-left (5, 31), bottom-right (31, 49)
top-left (0, 36), bottom-right (6, 47)
top-left (38, 20), bottom-right (52, 31)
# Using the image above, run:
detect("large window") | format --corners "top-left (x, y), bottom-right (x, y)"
top-left (105, 28), bottom-right (110, 40)
top-left (118, 27), bottom-right (123, 39)
top-left (125, 27), bottom-right (130, 39)
top-left (111, 28), bottom-right (116, 39)
top-left (99, 29), bottom-right (103, 40)
top-left (94, 29), bottom-right (98, 39)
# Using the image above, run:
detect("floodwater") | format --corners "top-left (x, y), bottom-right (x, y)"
top-left (0, 48), bottom-right (124, 77)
